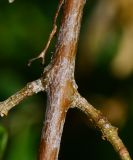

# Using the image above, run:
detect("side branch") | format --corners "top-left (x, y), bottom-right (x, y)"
top-left (72, 93), bottom-right (131, 160)
top-left (28, 0), bottom-right (64, 66)
top-left (0, 79), bottom-right (45, 117)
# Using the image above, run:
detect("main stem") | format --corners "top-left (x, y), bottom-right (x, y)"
top-left (0, 1), bottom-right (131, 159)
top-left (38, 0), bottom-right (86, 160)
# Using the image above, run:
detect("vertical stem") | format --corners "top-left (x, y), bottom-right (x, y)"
top-left (39, 0), bottom-right (86, 160)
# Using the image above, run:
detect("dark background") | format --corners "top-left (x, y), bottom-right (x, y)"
top-left (0, 0), bottom-right (133, 159)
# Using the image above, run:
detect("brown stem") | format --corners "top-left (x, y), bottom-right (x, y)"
top-left (1, 1), bottom-right (131, 160)
top-left (73, 93), bottom-right (131, 160)
top-left (0, 79), bottom-right (44, 117)
top-left (39, 0), bottom-right (86, 160)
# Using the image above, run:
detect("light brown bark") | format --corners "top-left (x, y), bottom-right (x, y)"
top-left (0, 1), bottom-right (131, 160)
top-left (38, 0), bottom-right (86, 159)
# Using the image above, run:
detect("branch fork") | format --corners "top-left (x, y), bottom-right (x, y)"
top-left (0, 0), bottom-right (132, 160)
top-left (28, 0), bottom-right (64, 66)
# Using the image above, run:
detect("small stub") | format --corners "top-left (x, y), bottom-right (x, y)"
top-left (9, 0), bottom-right (15, 3)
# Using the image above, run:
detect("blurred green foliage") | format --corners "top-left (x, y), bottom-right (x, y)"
top-left (0, 0), bottom-right (133, 160)
top-left (0, 125), bottom-right (8, 159)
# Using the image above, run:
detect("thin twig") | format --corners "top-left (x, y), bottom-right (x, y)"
top-left (0, 79), bottom-right (45, 117)
top-left (72, 93), bottom-right (131, 160)
top-left (28, 0), bottom-right (64, 66)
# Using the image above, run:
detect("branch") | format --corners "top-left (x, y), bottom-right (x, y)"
top-left (38, 0), bottom-right (86, 159)
top-left (0, 79), bottom-right (45, 117)
top-left (2, 1), bottom-right (132, 160)
top-left (72, 93), bottom-right (131, 160)
top-left (28, 0), bottom-right (64, 66)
